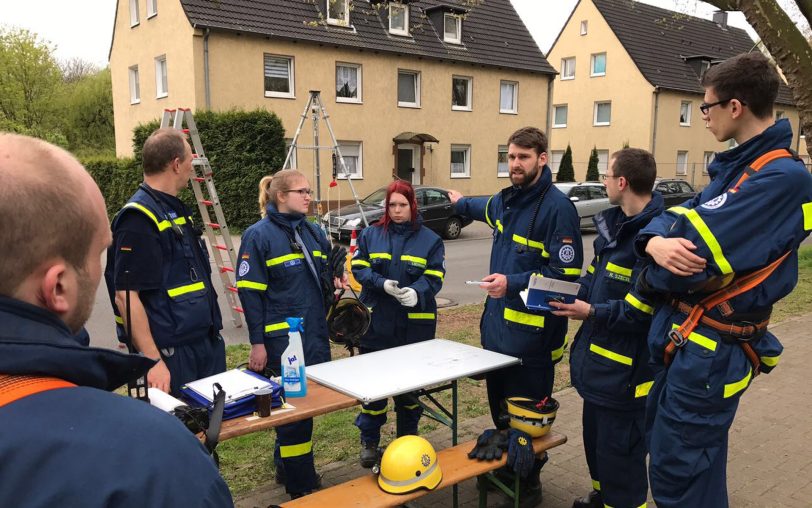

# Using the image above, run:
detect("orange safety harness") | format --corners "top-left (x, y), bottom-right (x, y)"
top-left (0, 374), bottom-right (76, 408)
top-left (664, 149), bottom-right (795, 375)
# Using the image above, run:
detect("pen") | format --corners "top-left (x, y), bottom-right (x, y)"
top-left (465, 280), bottom-right (487, 285)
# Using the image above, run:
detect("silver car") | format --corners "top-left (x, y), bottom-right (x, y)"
top-left (554, 182), bottom-right (613, 230)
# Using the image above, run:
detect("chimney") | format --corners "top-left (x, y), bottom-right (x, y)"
top-left (713, 11), bottom-right (728, 28)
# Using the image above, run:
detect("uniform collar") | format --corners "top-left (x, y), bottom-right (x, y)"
top-left (265, 203), bottom-right (305, 231)
top-left (502, 166), bottom-right (552, 206)
top-left (595, 192), bottom-right (665, 243)
top-left (709, 119), bottom-right (794, 181)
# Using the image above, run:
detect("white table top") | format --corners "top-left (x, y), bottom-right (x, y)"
top-left (307, 339), bottom-right (519, 403)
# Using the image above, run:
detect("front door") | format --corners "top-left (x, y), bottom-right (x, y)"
top-left (396, 144), bottom-right (420, 185)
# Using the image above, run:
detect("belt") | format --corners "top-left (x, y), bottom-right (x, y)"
top-left (669, 299), bottom-right (770, 342)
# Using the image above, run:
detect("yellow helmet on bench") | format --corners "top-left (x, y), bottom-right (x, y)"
top-left (501, 396), bottom-right (559, 438)
top-left (377, 435), bottom-right (442, 494)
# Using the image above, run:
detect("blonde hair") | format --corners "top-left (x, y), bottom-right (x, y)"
top-left (258, 169), bottom-right (307, 216)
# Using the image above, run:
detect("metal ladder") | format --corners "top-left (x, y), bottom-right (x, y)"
top-left (160, 108), bottom-right (243, 327)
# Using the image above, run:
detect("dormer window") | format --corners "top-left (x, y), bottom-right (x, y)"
top-left (327, 0), bottom-right (349, 26)
top-left (389, 3), bottom-right (409, 36)
top-left (444, 13), bottom-right (461, 44)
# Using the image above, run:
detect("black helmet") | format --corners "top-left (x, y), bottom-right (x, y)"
top-left (327, 296), bottom-right (370, 351)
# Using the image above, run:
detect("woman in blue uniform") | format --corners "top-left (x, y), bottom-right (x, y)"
top-left (236, 168), bottom-right (340, 499)
top-left (350, 180), bottom-right (446, 468)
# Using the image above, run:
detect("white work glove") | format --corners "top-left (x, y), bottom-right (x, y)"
top-left (397, 287), bottom-right (418, 307)
top-left (383, 280), bottom-right (403, 298)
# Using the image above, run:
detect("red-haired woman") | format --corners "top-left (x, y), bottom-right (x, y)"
top-left (350, 180), bottom-right (446, 468)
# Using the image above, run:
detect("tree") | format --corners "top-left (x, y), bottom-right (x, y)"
top-left (557, 144), bottom-right (575, 182)
top-left (60, 57), bottom-right (99, 84)
top-left (586, 146), bottom-right (600, 181)
top-left (58, 68), bottom-right (114, 155)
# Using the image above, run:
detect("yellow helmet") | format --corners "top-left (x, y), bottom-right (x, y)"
top-left (502, 396), bottom-right (559, 438)
top-left (377, 435), bottom-right (442, 494)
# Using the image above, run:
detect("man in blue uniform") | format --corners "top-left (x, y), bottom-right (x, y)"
top-left (105, 128), bottom-right (226, 396)
top-left (551, 148), bottom-right (663, 508)
top-left (635, 52), bottom-right (812, 507)
top-left (0, 133), bottom-right (233, 507)
top-left (449, 126), bottom-right (583, 502)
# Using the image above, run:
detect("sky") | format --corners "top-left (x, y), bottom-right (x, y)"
top-left (0, 0), bottom-right (789, 67)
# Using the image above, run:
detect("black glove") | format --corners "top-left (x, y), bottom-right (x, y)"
top-left (634, 264), bottom-right (663, 303)
top-left (328, 245), bottom-right (348, 279)
top-left (506, 429), bottom-right (534, 478)
top-left (468, 429), bottom-right (509, 461)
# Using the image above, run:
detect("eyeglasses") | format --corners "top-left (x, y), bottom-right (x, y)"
top-left (699, 98), bottom-right (746, 115)
top-left (286, 188), bottom-right (313, 197)
top-left (600, 174), bottom-right (620, 181)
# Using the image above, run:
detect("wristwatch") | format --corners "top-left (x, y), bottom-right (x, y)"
top-left (588, 305), bottom-right (596, 320)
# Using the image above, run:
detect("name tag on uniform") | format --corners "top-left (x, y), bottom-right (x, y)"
top-left (284, 258), bottom-right (303, 268)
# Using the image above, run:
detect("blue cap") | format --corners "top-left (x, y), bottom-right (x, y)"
top-left (285, 317), bottom-right (304, 332)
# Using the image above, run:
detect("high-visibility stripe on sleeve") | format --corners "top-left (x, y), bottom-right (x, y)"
top-left (401, 255), bottom-right (427, 267)
top-left (265, 321), bottom-right (289, 333)
top-left (369, 252), bottom-right (392, 260)
top-left (561, 267), bottom-right (581, 276)
top-left (236, 280), bottom-right (268, 291)
top-left (606, 262), bottom-right (632, 278)
top-left (624, 293), bottom-right (654, 315)
top-left (115, 315), bottom-right (124, 325)
top-left (589, 343), bottom-right (633, 366)
top-left (351, 259), bottom-right (371, 268)
top-left (496, 220), bottom-right (504, 233)
top-left (592, 479), bottom-right (601, 491)
top-left (551, 335), bottom-right (568, 362)
top-left (361, 406), bottom-right (388, 416)
top-left (724, 368), bottom-right (752, 398)
top-left (635, 381), bottom-right (654, 398)
top-left (312, 250), bottom-right (327, 261)
top-left (424, 269), bottom-right (445, 280)
top-left (587, 264), bottom-right (595, 274)
top-left (803, 202), bottom-right (812, 231)
top-left (407, 313), bottom-right (435, 320)
top-left (484, 195), bottom-right (495, 228)
top-left (760, 355), bottom-right (780, 368)
top-left (280, 441), bottom-right (313, 458)
top-left (504, 308), bottom-right (545, 328)
top-left (266, 253), bottom-right (305, 266)
top-left (167, 282), bottom-right (206, 298)
top-left (669, 206), bottom-right (733, 275)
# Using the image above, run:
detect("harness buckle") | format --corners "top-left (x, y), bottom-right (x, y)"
top-left (667, 329), bottom-right (687, 348)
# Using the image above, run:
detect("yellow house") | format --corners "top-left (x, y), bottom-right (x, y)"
top-left (546, 0), bottom-right (807, 188)
top-left (109, 0), bottom-right (556, 200)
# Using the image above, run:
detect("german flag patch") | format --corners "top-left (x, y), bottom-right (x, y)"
top-left (120, 246), bottom-right (133, 252)
top-left (561, 237), bottom-right (573, 244)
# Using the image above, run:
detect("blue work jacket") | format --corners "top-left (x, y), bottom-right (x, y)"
top-left (570, 194), bottom-right (664, 410)
top-left (236, 205), bottom-right (332, 366)
top-left (351, 217), bottom-right (445, 351)
top-left (455, 168), bottom-right (583, 367)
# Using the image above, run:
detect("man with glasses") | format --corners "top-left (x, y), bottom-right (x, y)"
top-left (105, 128), bottom-right (226, 396)
top-left (635, 52), bottom-right (812, 507)
top-left (551, 148), bottom-right (663, 508)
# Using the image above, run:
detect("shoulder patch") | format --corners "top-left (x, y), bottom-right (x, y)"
top-left (238, 260), bottom-right (250, 277)
top-left (559, 245), bottom-right (576, 263)
top-left (701, 194), bottom-right (728, 210)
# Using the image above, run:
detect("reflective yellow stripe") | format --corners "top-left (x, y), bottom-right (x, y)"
top-left (401, 255), bottom-right (427, 267)
top-left (624, 293), bottom-right (654, 315)
top-left (167, 282), bottom-right (205, 298)
top-left (561, 267), bottom-right (581, 276)
top-left (671, 324), bottom-right (717, 351)
top-left (361, 406), bottom-right (388, 416)
top-left (369, 252), bottom-right (392, 260)
top-left (266, 253), bottom-right (305, 266)
top-left (635, 380), bottom-right (654, 398)
top-left (803, 202), bottom-right (812, 230)
top-left (404, 404), bottom-right (419, 410)
top-left (115, 315), bottom-right (124, 325)
top-left (424, 269), bottom-right (445, 280)
top-left (279, 441), bottom-right (313, 458)
top-left (312, 250), bottom-right (327, 260)
top-left (236, 280), bottom-right (268, 291)
top-left (123, 203), bottom-right (189, 232)
top-left (551, 335), bottom-right (568, 362)
top-left (504, 308), bottom-right (545, 328)
top-left (351, 259), bottom-right (371, 268)
top-left (589, 343), bottom-right (633, 366)
top-left (407, 313), bottom-right (435, 320)
top-left (670, 206), bottom-right (733, 274)
top-left (592, 479), bottom-right (601, 491)
top-left (484, 195), bottom-right (495, 228)
top-left (512, 234), bottom-right (544, 251)
top-left (606, 262), bottom-right (632, 278)
top-left (587, 264), bottom-right (595, 274)
top-left (760, 355), bottom-right (780, 367)
top-left (724, 368), bottom-right (752, 398)
top-left (265, 322), bottom-right (289, 333)
top-left (496, 220), bottom-right (503, 233)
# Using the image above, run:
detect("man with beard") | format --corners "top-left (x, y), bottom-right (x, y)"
top-left (448, 126), bottom-right (583, 504)
top-left (0, 133), bottom-right (233, 507)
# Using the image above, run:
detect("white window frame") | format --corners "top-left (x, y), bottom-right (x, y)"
top-left (551, 150), bottom-right (565, 174)
top-left (154, 55), bottom-right (168, 99)
top-left (703, 151), bottom-right (714, 174)
top-left (335, 62), bottom-right (361, 103)
top-left (128, 65), bottom-right (140, 104)
top-left (680, 101), bottom-right (692, 126)
top-left (264, 54), bottom-right (295, 99)
top-left (388, 3), bottom-right (410, 36)
top-left (775, 110), bottom-right (785, 120)
top-left (580, 20), bottom-right (588, 35)
top-left (444, 13), bottom-right (462, 44)
top-left (451, 75), bottom-right (472, 111)
top-left (597, 150), bottom-right (609, 175)
top-left (552, 104), bottom-right (568, 128)
top-left (497, 145), bottom-right (509, 178)
top-left (450, 144), bottom-right (471, 178)
top-left (676, 151), bottom-right (689, 176)
top-left (590, 53), bottom-right (606, 77)
top-left (561, 57), bottom-right (575, 80)
top-left (326, 0), bottom-right (349, 26)
top-left (499, 80), bottom-right (518, 114)
top-left (130, 0), bottom-right (140, 26)
top-left (397, 69), bottom-right (420, 108)
top-left (147, 0), bottom-right (157, 18)
top-left (336, 141), bottom-right (363, 179)
top-left (594, 101), bottom-right (611, 126)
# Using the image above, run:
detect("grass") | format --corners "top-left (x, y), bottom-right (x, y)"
top-left (218, 245), bottom-right (812, 495)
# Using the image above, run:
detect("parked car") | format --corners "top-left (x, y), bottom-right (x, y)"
top-left (554, 182), bottom-right (613, 230)
top-left (654, 179), bottom-right (697, 207)
top-left (322, 185), bottom-right (473, 240)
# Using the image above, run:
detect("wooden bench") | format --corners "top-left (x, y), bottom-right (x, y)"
top-left (283, 431), bottom-right (567, 508)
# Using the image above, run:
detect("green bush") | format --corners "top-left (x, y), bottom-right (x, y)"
top-left (586, 146), bottom-right (600, 181)
top-left (82, 156), bottom-right (141, 218)
top-left (556, 144), bottom-right (575, 182)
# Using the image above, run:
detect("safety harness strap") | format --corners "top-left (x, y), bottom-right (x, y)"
top-left (0, 374), bottom-right (76, 408)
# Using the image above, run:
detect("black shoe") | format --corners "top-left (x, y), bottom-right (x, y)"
top-left (572, 489), bottom-right (602, 508)
top-left (289, 491), bottom-right (312, 500)
top-left (360, 440), bottom-right (379, 469)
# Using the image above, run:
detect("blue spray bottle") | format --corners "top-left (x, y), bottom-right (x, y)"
top-left (281, 317), bottom-right (307, 398)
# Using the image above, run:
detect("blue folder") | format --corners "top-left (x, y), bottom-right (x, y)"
top-left (180, 369), bottom-right (284, 420)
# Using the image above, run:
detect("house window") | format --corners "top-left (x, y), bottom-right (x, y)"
top-left (497, 145), bottom-right (509, 177)
top-left (397, 70), bottom-right (420, 108)
top-left (284, 139), bottom-right (298, 169)
top-left (680, 101), bottom-right (691, 126)
top-left (500, 81), bottom-right (518, 114)
top-left (264, 54), bottom-right (294, 98)
top-left (677, 151), bottom-right (688, 175)
top-left (450, 145), bottom-right (471, 178)
top-left (336, 63), bottom-right (361, 103)
top-left (561, 57), bottom-right (575, 80)
top-left (452, 76), bottom-right (472, 111)
top-left (594, 101), bottom-right (611, 126)
top-left (775, 110), bottom-right (785, 120)
top-left (154, 55), bottom-right (168, 98)
top-left (128, 65), bottom-right (140, 104)
top-left (552, 105), bottom-right (568, 128)
top-left (597, 150), bottom-right (609, 175)
top-left (147, 0), bottom-right (157, 18)
top-left (703, 151), bottom-right (714, 174)
top-left (580, 20), bottom-right (588, 35)
top-left (337, 141), bottom-right (362, 179)
top-left (551, 150), bottom-right (565, 174)
top-left (444, 14), bottom-right (462, 44)
top-left (591, 53), bottom-right (606, 76)
top-left (326, 0), bottom-right (349, 26)
top-left (130, 0), bottom-right (140, 26)
top-left (389, 3), bottom-right (409, 36)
